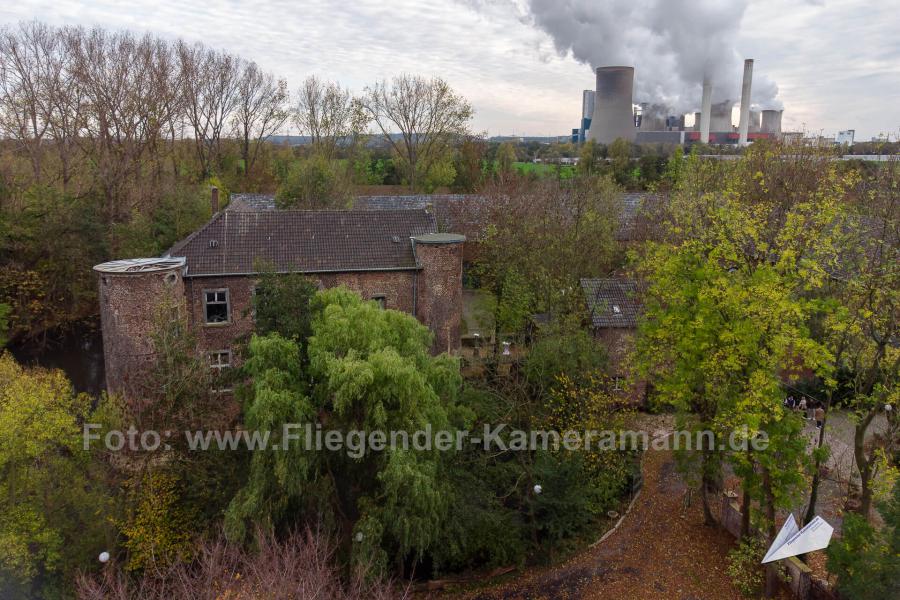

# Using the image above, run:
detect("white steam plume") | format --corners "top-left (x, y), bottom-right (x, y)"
top-left (524, 0), bottom-right (781, 113)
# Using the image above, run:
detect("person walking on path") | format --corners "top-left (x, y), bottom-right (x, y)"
top-left (799, 397), bottom-right (808, 418)
top-left (815, 406), bottom-right (825, 429)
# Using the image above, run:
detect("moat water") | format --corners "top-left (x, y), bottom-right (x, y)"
top-left (9, 320), bottom-right (106, 397)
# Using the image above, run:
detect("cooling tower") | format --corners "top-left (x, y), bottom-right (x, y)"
top-left (587, 66), bottom-right (636, 144)
top-left (700, 78), bottom-right (712, 143)
top-left (749, 109), bottom-right (761, 133)
top-left (693, 112), bottom-right (702, 131)
top-left (738, 59), bottom-right (753, 145)
top-left (711, 100), bottom-right (734, 132)
top-left (761, 109), bottom-right (783, 134)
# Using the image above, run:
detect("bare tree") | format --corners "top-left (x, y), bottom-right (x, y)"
top-left (76, 527), bottom-right (407, 600)
top-left (178, 42), bottom-right (242, 178)
top-left (70, 29), bottom-right (176, 220)
top-left (361, 74), bottom-right (472, 190)
top-left (293, 75), bottom-right (366, 159)
top-left (0, 21), bottom-right (57, 182)
top-left (232, 61), bottom-right (288, 178)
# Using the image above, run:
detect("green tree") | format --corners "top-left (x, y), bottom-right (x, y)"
top-left (827, 482), bottom-right (900, 600)
top-left (226, 288), bottom-right (464, 575)
top-left (0, 304), bottom-right (9, 347)
top-left (275, 155), bottom-right (351, 209)
top-left (477, 175), bottom-right (622, 335)
top-left (495, 142), bottom-right (517, 182)
top-left (0, 354), bottom-right (117, 597)
top-left (251, 269), bottom-right (318, 346)
top-left (634, 145), bottom-right (848, 596)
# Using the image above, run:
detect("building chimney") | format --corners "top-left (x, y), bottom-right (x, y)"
top-left (738, 59), bottom-right (754, 146)
top-left (211, 187), bottom-right (219, 214)
top-left (700, 77), bottom-right (712, 144)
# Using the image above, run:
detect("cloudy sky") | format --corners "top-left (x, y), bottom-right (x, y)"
top-left (2, 0), bottom-right (898, 140)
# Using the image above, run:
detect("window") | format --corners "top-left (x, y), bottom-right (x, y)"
top-left (209, 350), bottom-right (232, 393)
top-left (372, 295), bottom-right (386, 309)
top-left (204, 289), bottom-right (230, 324)
top-left (209, 350), bottom-right (231, 370)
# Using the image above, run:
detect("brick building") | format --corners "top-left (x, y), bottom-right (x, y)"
top-left (94, 209), bottom-right (465, 400)
top-left (580, 277), bottom-right (647, 406)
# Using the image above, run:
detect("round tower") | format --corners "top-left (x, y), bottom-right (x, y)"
top-left (412, 234), bottom-right (465, 355)
top-left (93, 257), bottom-right (187, 402)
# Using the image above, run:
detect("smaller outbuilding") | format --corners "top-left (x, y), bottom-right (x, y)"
top-left (581, 277), bottom-right (647, 405)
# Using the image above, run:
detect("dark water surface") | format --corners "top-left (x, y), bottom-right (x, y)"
top-left (9, 321), bottom-right (106, 396)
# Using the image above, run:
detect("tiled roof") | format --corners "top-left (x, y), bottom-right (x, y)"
top-left (617, 193), bottom-right (664, 241)
top-left (166, 210), bottom-right (436, 276)
top-left (353, 195), bottom-right (487, 239)
top-left (354, 194), bottom-right (473, 211)
top-left (226, 193), bottom-right (277, 212)
top-left (581, 278), bottom-right (642, 328)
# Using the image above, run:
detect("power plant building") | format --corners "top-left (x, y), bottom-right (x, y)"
top-left (576, 61), bottom-right (782, 146)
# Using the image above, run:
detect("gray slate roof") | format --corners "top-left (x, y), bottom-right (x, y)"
top-left (226, 193), bottom-right (277, 212)
top-left (581, 278), bottom-right (642, 328)
top-left (167, 210), bottom-right (436, 276)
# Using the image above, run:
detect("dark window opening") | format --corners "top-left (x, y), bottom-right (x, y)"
top-left (372, 295), bottom-right (386, 309)
top-left (209, 350), bottom-right (232, 392)
top-left (204, 289), bottom-right (230, 324)
top-left (209, 350), bottom-right (232, 370)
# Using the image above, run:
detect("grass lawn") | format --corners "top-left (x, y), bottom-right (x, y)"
top-left (513, 161), bottom-right (577, 179)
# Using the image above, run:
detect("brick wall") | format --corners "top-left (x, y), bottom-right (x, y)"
top-left (183, 270), bottom-right (419, 363)
top-left (593, 327), bottom-right (647, 406)
top-left (414, 239), bottom-right (464, 354)
top-left (103, 260), bottom-right (462, 403)
top-left (98, 266), bottom-right (186, 403)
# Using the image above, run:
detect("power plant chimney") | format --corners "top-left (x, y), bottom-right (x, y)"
top-left (587, 66), bottom-right (636, 145)
top-left (738, 59), bottom-right (753, 145)
top-left (700, 77), bottom-right (712, 144)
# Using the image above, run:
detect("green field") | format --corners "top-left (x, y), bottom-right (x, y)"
top-left (513, 161), bottom-right (577, 179)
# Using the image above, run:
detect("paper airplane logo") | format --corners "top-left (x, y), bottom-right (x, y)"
top-left (761, 514), bottom-right (834, 563)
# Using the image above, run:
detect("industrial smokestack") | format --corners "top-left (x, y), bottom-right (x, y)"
top-left (693, 112), bottom-right (701, 131)
top-left (761, 109), bottom-right (783, 134)
top-left (587, 66), bottom-right (636, 145)
top-left (700, 78), bottom-right (712, 144)
top-left (738, 59), bottom-right (753, 145)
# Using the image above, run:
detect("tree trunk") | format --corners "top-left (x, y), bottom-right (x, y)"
top-left (700, 451), bottom-right (717, 527)
top-left (762, 466), bottom-right (778, 598)
top-left (853, 409), bottom-right (877, 519)
top-left (741, 486), bottom-right (751, 538)
top-left (804, 397), bottom-right (830, 526)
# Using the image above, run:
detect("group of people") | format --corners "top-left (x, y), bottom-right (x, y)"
top-left (783, 395), bottom-right (826, 428)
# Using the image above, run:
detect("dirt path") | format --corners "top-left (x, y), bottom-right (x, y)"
top-left (464, 448), bottom-right (747, 600)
